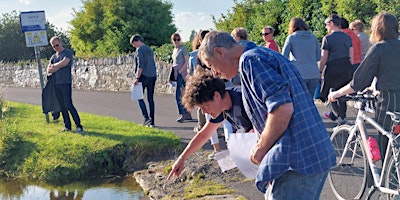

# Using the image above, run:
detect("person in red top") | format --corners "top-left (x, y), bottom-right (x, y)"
top-left (261, 26), bottom-right (280, 52)
top-left (341, 17), bottom-right (362, 69)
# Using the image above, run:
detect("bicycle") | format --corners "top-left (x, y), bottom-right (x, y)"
top-left (328, 90), bottom-right (400, 200)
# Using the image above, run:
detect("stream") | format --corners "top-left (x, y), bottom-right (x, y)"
top-left (0, 176), bottom-right (145, 199)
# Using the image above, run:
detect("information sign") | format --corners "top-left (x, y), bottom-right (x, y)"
top-left (20, 11), bottom-right (47, 32)
top-left (24, 30), bottom-right (48, 47)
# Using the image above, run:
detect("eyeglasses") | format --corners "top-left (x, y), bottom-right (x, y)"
top-left (52, 44), bottom-right (60, 48)
top-left (173, 38), bottom-right (181, 42)
top-left (260, 32), bottom-right (271, 36)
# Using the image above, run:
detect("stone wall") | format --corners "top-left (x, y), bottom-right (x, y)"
top-left (0, 55), bottom-right (175, 94)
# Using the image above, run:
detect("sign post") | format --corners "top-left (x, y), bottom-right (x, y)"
top-left (20, 11), bottom-right (50, 123)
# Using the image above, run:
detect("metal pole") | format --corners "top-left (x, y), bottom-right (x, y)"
top-left (34, 46), bottom-right (49, 123)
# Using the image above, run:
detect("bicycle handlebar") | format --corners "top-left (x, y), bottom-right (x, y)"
top-left (342, 90), bottom-right (376, 102)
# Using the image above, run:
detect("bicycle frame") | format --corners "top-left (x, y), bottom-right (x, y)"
top-left (344, 107), bottom-right (400, 196)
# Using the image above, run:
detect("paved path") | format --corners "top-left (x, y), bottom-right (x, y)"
top-left (4, 87), bottom-right (342, 200)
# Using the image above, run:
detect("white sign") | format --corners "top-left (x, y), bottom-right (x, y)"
top-left (20, 11), bottom-right (47, 32)
top-left (24, 30), bottom-right (48, 47)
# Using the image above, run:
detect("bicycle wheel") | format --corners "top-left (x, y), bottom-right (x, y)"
top-left (328, 124), bottom-right (368, 200)
top-left (383, 153), bottom-right (400, 199)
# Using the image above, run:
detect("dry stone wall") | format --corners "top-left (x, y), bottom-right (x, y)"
top-left (0, 55), bottom-right (175, 94)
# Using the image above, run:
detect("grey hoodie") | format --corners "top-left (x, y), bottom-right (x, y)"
top-left (282, 30), bottom-right (321, 79)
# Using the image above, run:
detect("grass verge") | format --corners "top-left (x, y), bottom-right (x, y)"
top-left (0, 101), bottom-right (182, 184)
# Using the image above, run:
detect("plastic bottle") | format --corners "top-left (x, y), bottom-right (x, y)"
top-left (368, 136), bottom-right (381, 161)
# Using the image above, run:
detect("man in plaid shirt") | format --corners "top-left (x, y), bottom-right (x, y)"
top-left (198, 31), bottom-right (335, 200)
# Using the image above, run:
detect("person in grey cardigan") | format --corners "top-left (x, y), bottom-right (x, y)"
top-left (282, 17), bottom-right (321, 98)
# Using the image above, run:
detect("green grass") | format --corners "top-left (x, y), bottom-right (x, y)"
top-left (183, 174), bottom-right (234, 199)
top-left (0, 101), bottom-right (182, 184)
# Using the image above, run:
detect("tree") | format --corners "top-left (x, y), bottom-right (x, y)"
top-left (188, 30), bottom-right (197, 44)
top-left (0, 11), bottom-right (69, 62)
top-left (70, 0), bottom-right (177, 58)
top-left (213, 0), bottom-right (400, 47)
top-left (0, 11), bottom-right (33, 62)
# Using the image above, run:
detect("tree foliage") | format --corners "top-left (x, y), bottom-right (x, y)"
top-left (0, 11), bottom-right (70, 62)
top-left (213, 0), bottom-right (400, 47)
top-left (70, 0), bottom-right (176, 58)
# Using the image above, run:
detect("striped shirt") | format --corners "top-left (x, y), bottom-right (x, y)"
top-left (239, 42), bottom-right (336, 192)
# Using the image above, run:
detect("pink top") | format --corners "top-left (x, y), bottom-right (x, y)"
top-left (264, 39), bottom-right (280, 52)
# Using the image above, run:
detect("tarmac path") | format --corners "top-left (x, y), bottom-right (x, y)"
top-left (4, 87), bottom-right (344, 200)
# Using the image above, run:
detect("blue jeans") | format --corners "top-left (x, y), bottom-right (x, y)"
top-left (175, 74), bottom-right (188, 115)
top-left (54, 84), bottom-right (82, 129)
top-left (137, 76), bottom-right (156, 124)
top-left (303, 78), bottom-right (319, 99)
top-left (265, 170), bottom-right (328, 200)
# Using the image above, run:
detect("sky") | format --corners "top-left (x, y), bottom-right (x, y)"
top-left (0, 0), bottom-right (236, 41)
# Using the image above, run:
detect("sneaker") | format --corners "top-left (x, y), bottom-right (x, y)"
top-left (208, 151), bottom-right (217, 160)
top-left (323, 111), bottom-right (338, 121)
top-left (176, 113), bottom-right (192, 123)
top-left (60, 127), bottom-right (71, 132)
top-left (142, 118), bottom-right (152, 126)
top-left (76, 127), bottom-right (84, 133)
top-left (323, 111), bottom-right (332, 120)
top-left (337, 117), bottom-right (347, 126)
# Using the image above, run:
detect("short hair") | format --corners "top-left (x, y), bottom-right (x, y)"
top-left (340, 17), bottom-right (350, 29)
top-left (171, 33), bottom-right (181, 43)
top-left (325, 14), bottom-right (341, 27)
top-left (349, 19), bottom-right (365, 32)
top-left (370, 12), bottom-right (399, 44)
top-left (288, 17), bottom-right (309, 34)
top-left (182, 70), bottom-right (226, 110)
top-left (231, 27), bottom-right (248, 40)
top-left (263, 26), bottom-right (274, 34)
top-left (130, 34), bottom-right (143, 44)
top-left (50, 36), bottom-right (61, 43)
top-left (198, 31), bottom-right (236, 63)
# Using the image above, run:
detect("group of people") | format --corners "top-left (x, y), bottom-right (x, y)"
top-left (45, 11), bottom-right (400, 199)
top-left (167, 11), bottom-right (400, 199)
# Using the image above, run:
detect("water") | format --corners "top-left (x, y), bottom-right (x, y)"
top-left (0, 176), bottom-right (145, 200)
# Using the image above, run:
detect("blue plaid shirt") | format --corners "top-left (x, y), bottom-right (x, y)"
top-left (239, 43), bottom-right (336, 193)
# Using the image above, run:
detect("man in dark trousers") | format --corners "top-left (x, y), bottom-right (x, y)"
top-left (47, 36), bottom-right (83, 133)
top-left (130, 34), bottom-right (157, 127)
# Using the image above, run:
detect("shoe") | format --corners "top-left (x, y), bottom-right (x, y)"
top-left (176, 113), bottom-right (192, 123)
top-left (323, 111), bottom-right (337, 121)
top-left (142, 118), bottom-right (152, 126)
top-left (60, 127), bottom-right (71, 132)
top-left (323, 111), bottom-right (332, 120)
top-left (76, 127), bottom-right (84, 133)
top-left (193, 126), bottom-right (203, 132)
top-left (337, 117), bottom-right (347, 126)
top-left (53, 119), bottom-right (59, 123)
top-left (208, 151), bottom-right (217, 160)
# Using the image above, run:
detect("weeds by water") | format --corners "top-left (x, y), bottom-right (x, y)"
top-left (0, 101), bottom-right (181, 184)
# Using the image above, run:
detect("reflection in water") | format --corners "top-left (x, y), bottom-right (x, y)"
top-left (0, 176), bottom-right (145, 200)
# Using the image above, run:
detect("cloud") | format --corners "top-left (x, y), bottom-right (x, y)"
top-left (19, 0), bottom-right (31, 4)
top-left (175, 11), bottom-right (193, 21)
top-left (173, 11), bottom-right (214, 41)
top-left (47, 8), bottom-right (74, 30)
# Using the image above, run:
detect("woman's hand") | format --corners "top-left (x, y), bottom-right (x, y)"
top-left (328, 91), bottom-right (341, 102)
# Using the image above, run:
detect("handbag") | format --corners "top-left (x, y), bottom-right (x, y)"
top-left (169, 67), bottom-right (176, 82)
